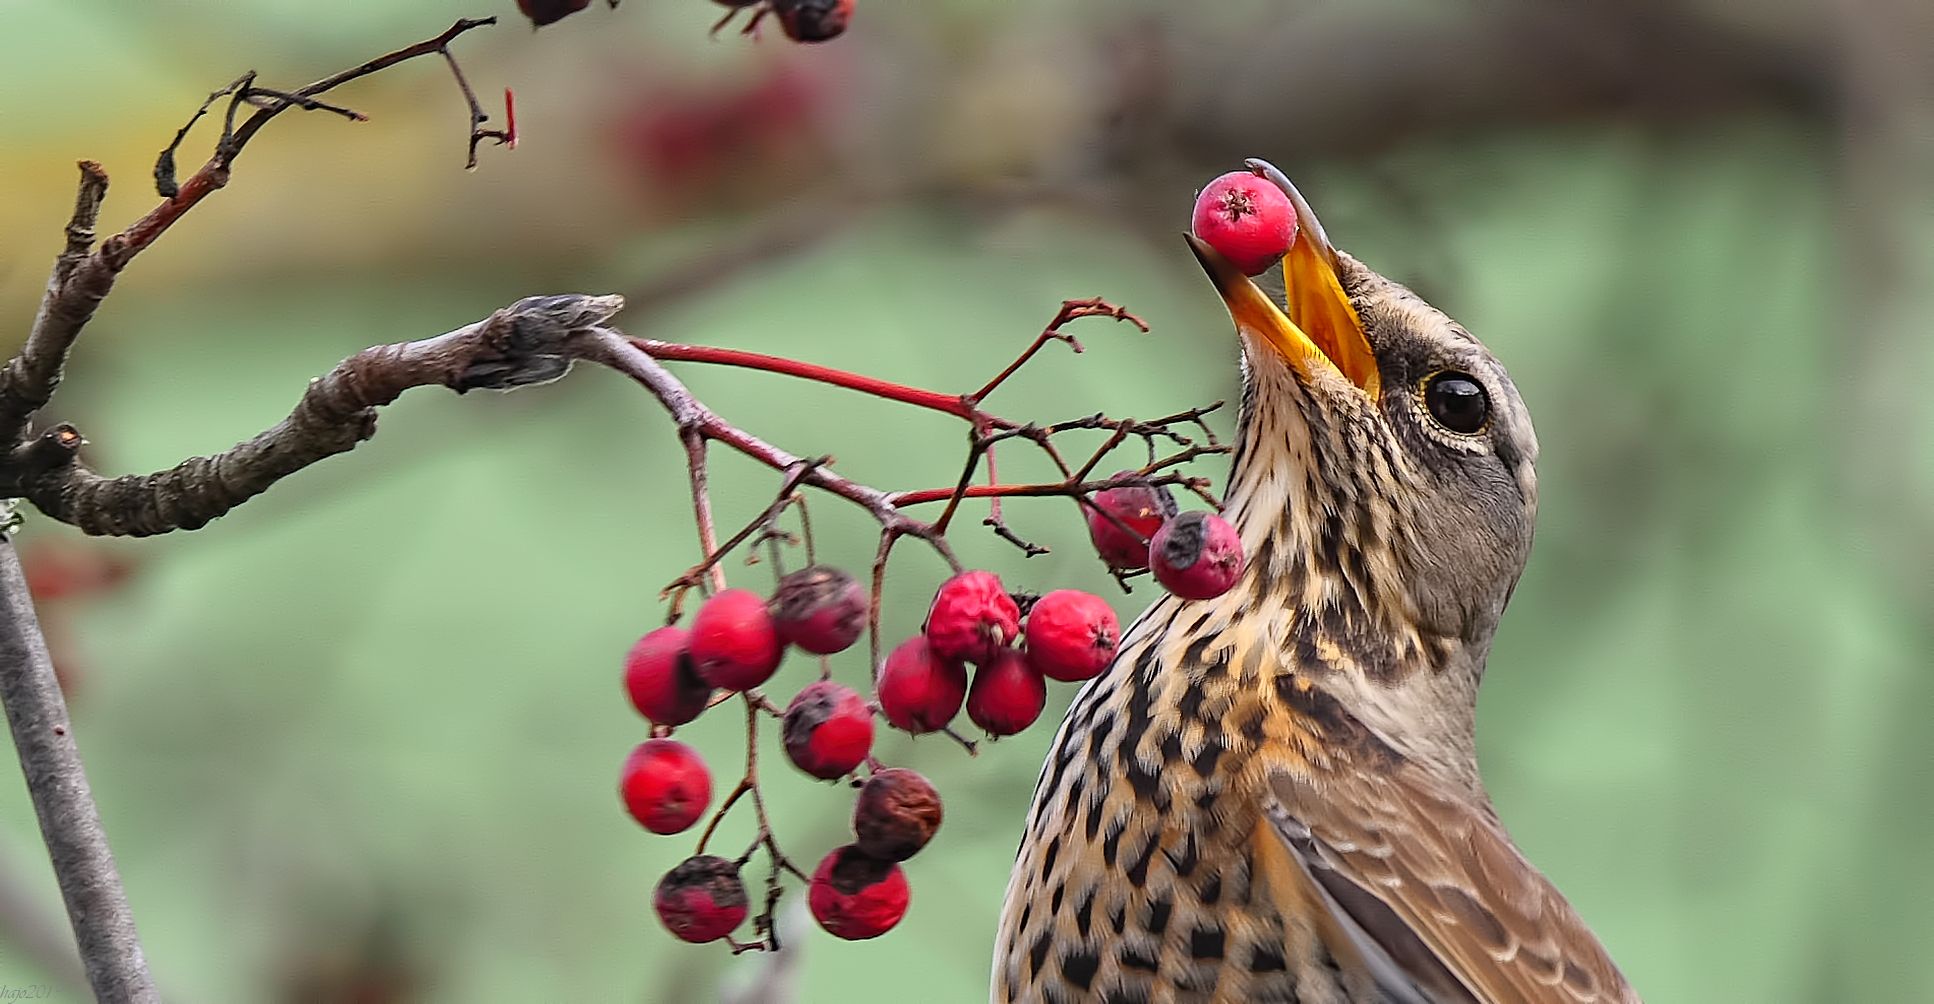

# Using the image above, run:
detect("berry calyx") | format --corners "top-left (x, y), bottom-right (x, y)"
top-left (875, 636), bottom-right (968, 734)
top-left (1149, 511), bottom-right (1246, 600)
top-left (769, 565), bottom-right (867, 655)
top-left (808, 845), bottom-right (910, 940)
top-left (1191, 170), bottom-right (1299, 276)
top-left (1084, 474), bottom-right (1171, 573)
top-left (620, 739), bottom-right (712, 835)
top-left (1023, 590), bottom-right (1120, 682)
top-left (782, 681), bottom-right (874, 780)
top-left (775, 0), bottom-right (854, 43)
top-left (654, 855), bottom-right (749, 943)
top-left (623, 626), bottom-right (712, 726)
top-left (516, 0), bottom-right (592, 28)
top-left (923, 570), bottom-right (1020, 665)
top-left (688, 588), bottom-right (785, 691)
top-left (965, 648), bottom-right (1046, 737)
top-left (853, 768), bottom-right (943, 861)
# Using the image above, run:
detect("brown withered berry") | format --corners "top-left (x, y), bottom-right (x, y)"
top-left (808, 844), bottom-right (909, 940)
top-left (769, 565), bottom-right (867, 655)
top-left (653, 855), bottom-right (748, 943)
top-left (852, 767), bottom-right (942, 861)
top-left (782, 681), bottom-right (874, 780)
top-left (923, 570), bottom-right (1020, 665)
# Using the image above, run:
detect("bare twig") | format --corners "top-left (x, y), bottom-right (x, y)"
top-left (0, 542), bottom-right (157, 1003)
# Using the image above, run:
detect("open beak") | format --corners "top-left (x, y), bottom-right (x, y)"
top-left (1187, 160), bottom-right (1380, 398)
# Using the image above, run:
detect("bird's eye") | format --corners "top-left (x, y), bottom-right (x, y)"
top-left (1422, 372), bottom-right (1489, 434)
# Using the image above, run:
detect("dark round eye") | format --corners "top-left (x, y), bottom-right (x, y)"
top-left (1423, 372), bottom-right (1489, 434)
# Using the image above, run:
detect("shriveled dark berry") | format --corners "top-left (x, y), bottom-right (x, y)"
top-left (852, 768), bottom-right (943, 861)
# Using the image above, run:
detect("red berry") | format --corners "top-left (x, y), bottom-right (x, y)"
top-left (1191, 170), bottom-right (1299, 276)
top-left (783, 681), bottom-right (874, 780)
top-left (965, 648), bottom-right (1046, 737)
top-left (808, 845), bottom-right (909, 940)
top-left (923, 571), bottom-right (1020, 665)
top-left (1150, 511), bottom-right (1246, 600)
top-left (620, 739), bottom-right (712, 835)
top-left (653, 855), bottom-right (749, 943)
top-left (770, 566), bottom-right (867, 655)
top-left (853, 768), bottom-right (943, 861)
top-left (1023, 590), bottom-right (1120, 682)
top-left (516, 0), bottom-right (592, 28)
top-left (875, 636), bottom-right (968, 734)
top-left (775, 0), bottom-right (854, 42)
top-left (623, 626), bottom-right (712, 726)
top-left (689, 588), bottom-right (784, 691)
top-left (1084, 474), bottom-right (1171, 572)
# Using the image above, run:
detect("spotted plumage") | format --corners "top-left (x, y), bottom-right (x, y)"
top-left (993, 165), bottom-right (1638, 1003)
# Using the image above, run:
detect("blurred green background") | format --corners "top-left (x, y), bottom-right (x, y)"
top-left (2, 1), bottom-right (1931, 1001)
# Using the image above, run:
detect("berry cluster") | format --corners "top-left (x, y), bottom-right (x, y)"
top-left (620, 481), bottom-right (1248, 948)
top-left (595, 294), bottom-right (1246, 952)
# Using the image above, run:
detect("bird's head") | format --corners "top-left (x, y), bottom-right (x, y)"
top-left (1189, 161), bottom-right (1538, 767)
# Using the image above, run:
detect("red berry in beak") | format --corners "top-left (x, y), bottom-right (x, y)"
top-left (623, 626), bottom-right (712, 726)
top-left (1083, 473), bottom-right (1171, 573)
top-left (769, 565), bottom-right (867, 655)
top-left (923, 570), bottom-right (1020, 665)
top-left (516, 0), bottom-right (592, 28)
top-left (1190, 170), bottom-right (1299, 276)
top-left (1149, 511), bottom-right (1246, 600)
top-left (653, 855), bottom-right (749, 943)
top-left (875, 636), bottom-right (967, 734)
top-left (775, 0), bottom-right (854, 43)
top-left (808, 845), bottom-right (910, 940)
top-left (965, 648), bottom-right (1046, 737)
top-left (688, 588), bottom-right (785, 691)
top-left (853, 768), bottom-right (943, 862)
top-left (1023, 590), bottom-right (1120, 682)
top-left (782, 681), bottom-right (874, 780)
top-left (620, 739), bottom-right (712, 835)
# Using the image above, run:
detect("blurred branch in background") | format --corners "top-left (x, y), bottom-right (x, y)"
top-left (0, 17), bottom-right (520, 1003)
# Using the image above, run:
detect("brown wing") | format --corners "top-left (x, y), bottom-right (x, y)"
top-left (1266, 767), bottom-right (1640, 1004)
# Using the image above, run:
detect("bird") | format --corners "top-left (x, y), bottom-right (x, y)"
top-left (991, 159), bottom-right (1639, 1004)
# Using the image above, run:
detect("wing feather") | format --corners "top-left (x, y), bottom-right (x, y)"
top-left (1267, 768), bottom-right (1639, 1004)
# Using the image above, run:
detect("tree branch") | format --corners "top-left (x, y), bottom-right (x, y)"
top-left (0, 540), bottom-right (157, 1003)
top-left (2, 295), bottom-right (622, 538)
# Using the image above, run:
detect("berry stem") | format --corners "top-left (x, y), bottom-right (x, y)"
top-left (965, 297), bottom-right (1148, 406)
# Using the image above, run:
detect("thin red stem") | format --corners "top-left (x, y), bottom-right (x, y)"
top-left (633, 338), bottom-right (1003, 427)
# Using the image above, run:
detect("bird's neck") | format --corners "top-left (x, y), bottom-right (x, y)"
top-left (1205, 365), bottom-right (1488, 795)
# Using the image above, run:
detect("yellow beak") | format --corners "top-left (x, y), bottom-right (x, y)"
top-left (1186, 166), bottom-right (1379, 398)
